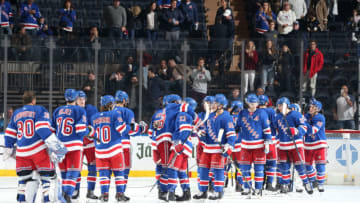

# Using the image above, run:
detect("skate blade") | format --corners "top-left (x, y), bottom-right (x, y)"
top-left (86, 198), bottom-right (99, 203)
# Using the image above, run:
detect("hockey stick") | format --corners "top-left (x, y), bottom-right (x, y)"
top-left (147, 103), bottom-right (211, 194)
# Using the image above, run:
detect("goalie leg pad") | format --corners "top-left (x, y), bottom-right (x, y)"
top-left (39, 170), bottom-right (55, 202)
top-left (17, 170), bottom-right (33, 202)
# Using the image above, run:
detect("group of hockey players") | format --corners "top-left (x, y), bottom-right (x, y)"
top-left (2, 88), bottom-right (327, 202)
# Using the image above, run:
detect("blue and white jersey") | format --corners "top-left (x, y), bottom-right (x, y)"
top-left (5, 105), bottom-right (52, 157)
top-left (0, 1), bottom-right (13, 27)
top-left (171, 111), bottom-right (195, 157)
top-left (203, 111), bottom-right (236, 153)
top-left (231, 112), bottom-right (242, 152)
top-left (262, 107), bottom-right (277, 142)
top-left (59, 8), bottom-right (76, 32)
top-left (91, 110), bottom-right (128, 159)
top-left (236, 109), bottom-right (271, 149)
top-left (20, 3), bottom-right (41, 29)
top-left (274, 111), bottom-right (308, 150)
top-left (52, 105), bottom-right (88, 151)
top-left (304, 113), bottom-right (327, 150)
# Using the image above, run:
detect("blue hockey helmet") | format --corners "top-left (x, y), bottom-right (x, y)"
top-left (185, 97), bottom-right (198, 111)
top-left (101, 95), bottom-right (115, 106)
top-left (115, 90), bottom-right (129, 103)
top-left (167, 94), bottom-right (182, 103)
top-left (258, 95), bottom-right (269, 105)
top-left (76, 90), bottom-right (87, 100)
top-left (246, 94), bottom-right (259, 104)
top-left (290, 103), bottom-right (301, 112)
top-left (215, 94), bottom-right (228, 108)
top-left (162, 95), bottom-right (170, 106)
top-left (276, 97), bottom-right (290, 107)
top-left (231, 100), bottom-right (243, 112)
top-left (310, 99), bottom-right (322, 111)
top-left (65, 89), bottom-right (77, 102)
top-left (203, 96), bottom-right (215, 104)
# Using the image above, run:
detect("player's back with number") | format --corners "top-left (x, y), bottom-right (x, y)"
top-left (52, 105), bottom-right (88, 151)
top-left (5, 105), bottom-right (53, 156)
top-left (91, 110), bottom-right (127, 158)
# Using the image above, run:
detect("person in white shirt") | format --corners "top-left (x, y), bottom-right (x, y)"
top-left (333, 85), bottom-right (357, 129)
top-left (277, 1), bottom-right (297, 35)
top-left (191, 57), bottom-right (211, 104)
top-left (288, 0), bottom-right (307, 20)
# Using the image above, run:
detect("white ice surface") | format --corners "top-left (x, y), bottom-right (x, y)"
top-left (0, 177), bottom-right (359, 203)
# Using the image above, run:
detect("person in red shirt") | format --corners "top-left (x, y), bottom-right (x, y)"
top-left (242, 40), bottom-right (258, 94)
top-left (302, 40), bottom-right (324, 97)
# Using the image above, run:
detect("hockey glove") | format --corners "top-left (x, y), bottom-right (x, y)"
top-left (153, 150), bottom-right (161, 165)
top-left (130, 122), bottom-right (139, 132)
top-left (288, 127), bottom-right (299, 136)
top-left (139, 121), bottom-right (148, 134)
top-left (44, 133), bottom-right (68, 161)
top-left (264, 140), bottom-right (270, 154)
top-left (173, 140), bottom-right (184, 154)
top-left (3, 147), bottom-right (15, 161)
top-left (222, 144), bottom-right (232, 158)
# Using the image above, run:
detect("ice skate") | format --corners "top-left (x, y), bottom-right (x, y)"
top-left (115, 193), bottom-right (129, 202)
top-left (99, 193), bottom-right (109, 203)
top-left (265, 183), bottom-right (277, 192)
top-left (208, 191), bottom-right (222, 200)
top-left (280, 184), bottom-right (288, 194)
top-left (241, 188), bottom-right (250, 196)
top-left (176, 189), bottom-right (191, 201)
top-left (158, 190), bottom-right (167, 201)
top-left (304, 183), bottom-right (314, 195)
top-left (235, 183), bottom-right (243, 192)
top-left (193, 191), bottom-right (207, 199)
top-left (86, 189), bottom-right (98, 202)
top-left (318, 184), bottom-right (325, 192)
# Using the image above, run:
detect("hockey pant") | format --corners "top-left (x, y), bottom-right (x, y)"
top-left (96, 153), bottom-right (125, 195)
top-left (167, 152), bottom-right (190, 192)
top-left (305, 148), bottom-right (327, 185)
top-left (75, 146), bottom-right (97, 193)
top-left (16, 149), bottom-right (54, 202)
top-left (278, 148), bottom-right (309, 185)
top-left (238, 148), bottom-right (266, 189)
top-left (198, 152), bottom-right (227, 192)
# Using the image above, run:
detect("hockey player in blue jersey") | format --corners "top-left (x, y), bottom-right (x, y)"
top-left (304, 99), bottom-right (327, 192)
top-left (4, 91), bottom-right (67, 203)
top-left (229, 100), bottom-right (244, 192)
top-left (73, 90), bottom-right (99, 201)
top-left (258, 94), bottom-right (278, 191)
top-left (166, 97), bottom-right (198, 201)
top-left (193, 94), bottom-right (236, 200)
top-left (235, 94), bottom-right (272, 196)
top-left (274, 97), bottom-right (313, 194)
top-left (114, 90), bottom-right (148, 200)
top-left (52, 89), bottom-right (90, 202)
top-left (91, 95), bottom-right (129, 202)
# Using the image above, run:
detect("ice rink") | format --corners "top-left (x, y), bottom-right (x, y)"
top-left (0, 177), bottom-right (359, 203)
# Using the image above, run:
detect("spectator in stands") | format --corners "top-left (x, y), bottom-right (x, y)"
top-left (126, 5), bottom-right (142, 40)
top-left (333, 85), bottom-right (357, 129)
top-left (37, 17), bottom-right (52, 39)
top-left (168, 58), bottom-right (191, 94)
top-left (106, 70), bottom-right (126, 95)
top-left (260, 40), bottom-right (278, 91)
top-left (0, 0), bottom-right (13, 35)
top-left (327, 0), bottom-right (338, 25)
top-left (215, 0), bottom-right (235, 70)
top-left (256, 87), bottom-right (273, 106)
top-left (279, 44), bottom-right (294, 91)
top-left (162, 0), bottom-right (184, 41)
top-left (302, 40), bottom-right (323, 97)
top-left (180, 0), bottom-right (199, 33)
top-left (309, 0), bottom-right (328, 31)
top-left (277, 1), bottom-right (297, 36)
top-left (243, 40), bottom-right (258, 94)
top-left (158, 59), bottom-right (173, 80)
top-left (158, 0), bottom-right (180, 9)
top-left (128, 74), bottom-right (139, 110)
top-left (83, 26), bottom-right (99, 62)
top-left (228, 88), bottom-right (241, 103)
top-left (264, 20), bottom-right (279, 47)
top-left (0, 106), bottom-right (13, 131)
top-left (143, 2), bottom-right (160, 41)
top-left (305, 9), bottom-right (320, 37)
top-left (288, 0), bottom-right (307, 22)
top-left (59, 0), bottom-right (76, 36)
top-left (103, 0), bottom-right (127, 40)
top-left (348, 9), bottom-right (360, 41)
top-left (20, 0), bottom-right (41, 36)
top-left (255, 2), bottom-right (276, 35)
top-left (11, 25), bottom-right (32, 61)
top-left (147, 67), bottom-right (165, 110)
top-left (82, 71), bottom-right (103, 105)
top-left (190, 57), bottom-right (211, 104)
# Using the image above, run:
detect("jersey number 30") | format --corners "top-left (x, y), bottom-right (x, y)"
top-left (17, 120), bottom-right (34, 139)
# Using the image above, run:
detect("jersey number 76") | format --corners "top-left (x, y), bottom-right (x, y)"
top-left (56, 117), bottom-right (74, 136)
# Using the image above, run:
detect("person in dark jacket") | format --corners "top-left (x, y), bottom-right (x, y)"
top-left (279, 44), bottom-right (295, 92)
top-left (144, 1), bottom-right (160, 41)
top-left (147, 67), bottom-right (165, 111)
top-left (180, 0), bottom-right (199, 33)
top-left (162, 0), bottom-right (184, 40)
top-left (106, 71), bottom-right (127, 95)
top-left (82, 71), bottom-right (103, 105)
top-left (260, 40), bottom-right (278, 91)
